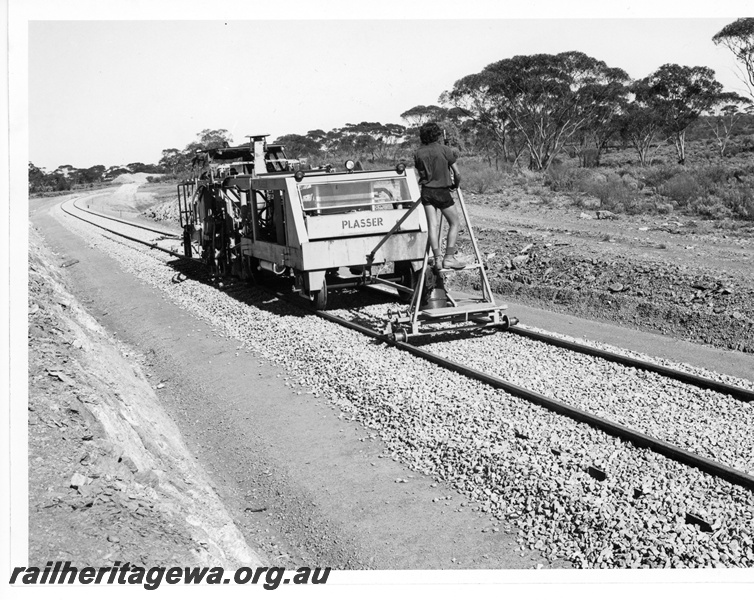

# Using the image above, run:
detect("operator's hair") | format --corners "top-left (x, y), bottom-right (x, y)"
top-left (419, 122), bottom-right (443, 145)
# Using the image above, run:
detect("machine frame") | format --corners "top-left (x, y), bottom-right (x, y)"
top-left (177, 136), bottom-right (429, 308)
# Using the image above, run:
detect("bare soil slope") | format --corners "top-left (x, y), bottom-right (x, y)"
top-left (27, 223), bottom-right (263, 569)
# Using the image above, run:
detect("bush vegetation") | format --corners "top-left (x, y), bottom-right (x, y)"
top-left (457, 158), bottom-right (509, 194)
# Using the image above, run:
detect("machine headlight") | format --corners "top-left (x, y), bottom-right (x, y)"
top-left (294, 170), bottom-right (305, 182)
top-left (345, 159), bottom-right (355, 172)
top-left (396, 162), bottom-right (406, 174)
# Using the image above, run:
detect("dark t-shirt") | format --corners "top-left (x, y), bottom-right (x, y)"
top-left (413, 142), bottom-right (458, 188)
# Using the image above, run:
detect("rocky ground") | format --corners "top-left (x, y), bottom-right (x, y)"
top-left (458, 191), bottom-right (754, 353)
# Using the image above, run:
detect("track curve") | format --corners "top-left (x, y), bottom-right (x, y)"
top-left (60, 196), bottom-right (754, 493)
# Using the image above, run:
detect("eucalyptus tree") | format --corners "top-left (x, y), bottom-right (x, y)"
top-left (638, 64), bottom-right (724, 165)
top-left (156, 129), bottom-right (234, 177)
top-left (305, 129), bottom-right (327, 147)
top-left (445, 51), bottom-right (629, 170)
top-left (443, 71), bottom-right (515, 165)
top-left (617, 88), bottom-right (663, 168)
top-left (28, 162), bottom-right (47, 192)
top-left (273, 133), bottom-right (323, 158)
top-left (337, 122), bottom-right (406, 161)
top-left (704, 93), bottom-right (753, 157)
top-left (399, 105), bottom-right (448, 127)
top-left (158, 148), bottom-right (189, 175)
top-left (184, 129), bottom-right (233, 153)
top-left (573, 77), bottom-right (629, 166)
top-left (713, 18), bottom-right (754, 100)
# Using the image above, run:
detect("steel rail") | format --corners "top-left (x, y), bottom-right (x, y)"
top-left (313, 309), bottom-right (754, 492)
top-left (507, 325), bottom-right (754, 403)
top-left (62, 197), bottom-right (754, 492)
top-left (71, 197), bottom-right (181, 239)
top-left (364, 285), bottom-right (754, 403)
top-left (61, 198), bottom-right (186, 259)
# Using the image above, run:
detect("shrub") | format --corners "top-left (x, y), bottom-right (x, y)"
top-left (720, 186), bottom-right (754, 220)
top-left (659, 173), bottom-right (701, 206)
top-left (641, 165), bottom-right (682, 191)
top-left (688, 197), bottom-right (734, 219)
top-left (622, 197), bottom-right (657, 215)
top-left (695, 164), bottom-right (729, 191)
top-left (458, 158), bottom-right (508, 193)
top-left (575, 173), bottom-right (640, 213)
top-left (466, 165), bottom-right (503, 193)
top-left (740, 135), bottom-right (754, 152)
top-left (544, 162), bottom-right (580, 192)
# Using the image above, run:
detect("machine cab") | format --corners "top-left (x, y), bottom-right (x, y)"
top-left (239, 166), bottom-right (428, 307)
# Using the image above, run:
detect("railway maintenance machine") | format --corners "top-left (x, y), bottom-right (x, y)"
top-left (178, 134), bottom-right (511, 334)
top-left (177, 135), bottom-right (428, 308)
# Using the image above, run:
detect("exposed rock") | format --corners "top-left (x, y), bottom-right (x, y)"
top-left (70, 472), bottom-right (92, 489)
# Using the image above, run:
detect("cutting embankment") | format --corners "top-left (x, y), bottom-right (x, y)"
top-left (27, 223), bottom-right (263, 568)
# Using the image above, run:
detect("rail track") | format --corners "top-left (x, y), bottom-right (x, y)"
top-left (64, 195), bottom-right (183, 252)
top-left (59, 195), bottom-right (754, 494)
top-left (55, 194), bottom-right (754, 567)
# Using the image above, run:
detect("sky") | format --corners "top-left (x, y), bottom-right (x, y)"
top-left (18, 1), bottom-right (754, 171)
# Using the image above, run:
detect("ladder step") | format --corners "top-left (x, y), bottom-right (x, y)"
top-left (450, 297), bottom-right (485, 303)
top-left (420, 302), bottom-right (500, 318)
top-left (436, 263), bottom-right (481, 273)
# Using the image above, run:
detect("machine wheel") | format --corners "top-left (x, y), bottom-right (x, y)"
top-left (311, 280), bottom-right (328, 310)
top-left (394, 261), bottom-right (417, 303)
top-left (182, 227), bottom-right (193, 258)
top-left (392, 328), bottom-right (408, 343)
top-left (248, 257), bottom-right (265, 285)
top-left (237, 255), bottom-right (251, 281)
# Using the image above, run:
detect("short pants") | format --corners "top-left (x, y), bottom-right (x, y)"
top-left (420, 186), bottom-right (455, 210)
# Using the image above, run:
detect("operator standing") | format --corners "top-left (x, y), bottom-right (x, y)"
top-left (413, 122), bottom-right (465, 270)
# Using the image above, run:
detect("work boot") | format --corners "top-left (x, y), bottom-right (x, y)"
top-left (442, 254), bottom-right (466, 270)
top-left (443, 246), bottom-right (465, 270)
top-left (429, 254), bottom-right (443, 272)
